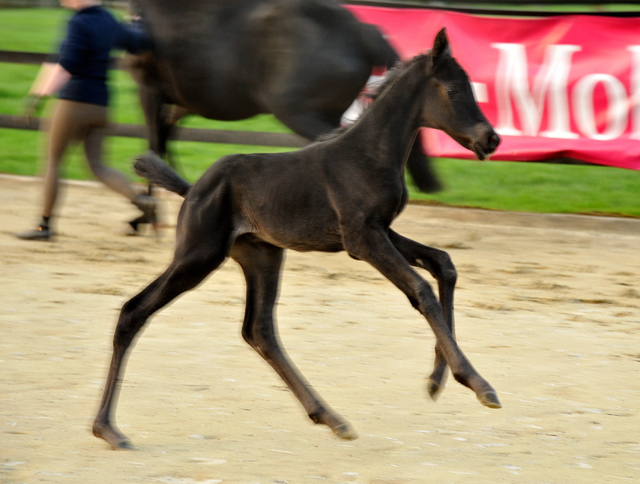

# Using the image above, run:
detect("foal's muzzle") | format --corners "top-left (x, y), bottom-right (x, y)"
top-left (472, 130), bottom-right (501, 160)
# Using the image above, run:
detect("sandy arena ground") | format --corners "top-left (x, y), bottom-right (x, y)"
top-left (1, 174), bottom-right (639, 484)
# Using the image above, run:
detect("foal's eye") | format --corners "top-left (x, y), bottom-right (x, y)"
top-left (447, 88), bottom-right (459, 98)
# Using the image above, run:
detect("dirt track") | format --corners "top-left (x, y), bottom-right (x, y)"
top-left (1, 174), bottom-right (639, 484)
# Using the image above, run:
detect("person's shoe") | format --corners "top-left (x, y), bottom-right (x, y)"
top-left (16, 224), bottom-right (51, 241)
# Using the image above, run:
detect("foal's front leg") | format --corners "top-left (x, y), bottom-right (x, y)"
top-left (344, 227), bottom-right (500, 409)
top-left (389, 229), bottom-right (455, 399)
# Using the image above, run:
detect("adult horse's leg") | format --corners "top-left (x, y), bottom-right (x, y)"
top-left (128, 83), bottom-right (178, 234)
top-left (388, 229), bottom-right (455, 399)
top-left (405, 136), bottom-right (442, 193)
top-left (93, 205), bottom-right (233, 449)
top-left (231, 239), bottom-right (358, 440)
top-left (342, 226), bottom-right (501, 409)
top-left (151, 104), bottom-right (189, 171)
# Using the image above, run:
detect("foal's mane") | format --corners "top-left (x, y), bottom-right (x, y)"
top-left (372, 52), bottom-right (428, 100)
top-left (315, 52), bottom-right (430, 143)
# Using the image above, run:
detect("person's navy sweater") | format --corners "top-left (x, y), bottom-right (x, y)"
top-left (58, 6), bottom-right (148, 106)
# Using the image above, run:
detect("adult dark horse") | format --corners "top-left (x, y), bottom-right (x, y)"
top-left (93, 29), bottom-right (501, 450)
top-left (126, 0), bottom-right (441, 232)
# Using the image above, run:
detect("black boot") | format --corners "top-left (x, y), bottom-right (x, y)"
top-left (16, 217), bottom-right (51, 241)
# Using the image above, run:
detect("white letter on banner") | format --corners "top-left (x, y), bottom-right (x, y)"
top-left (627, 46), bottom-right (640, 139)
top-left (573, 74), bottom-right (627, 140)
top-left (492, 43), bottom-right (580, 138)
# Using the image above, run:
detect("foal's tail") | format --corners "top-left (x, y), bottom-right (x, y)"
top-left (134, 151), bottom-right (192, 198)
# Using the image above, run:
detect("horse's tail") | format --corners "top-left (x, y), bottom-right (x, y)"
top-left (134, 151), bottom-right (192, 198)
top-left (359, 23), bottom-right (400, 69)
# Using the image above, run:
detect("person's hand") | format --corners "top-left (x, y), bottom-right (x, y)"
top-left (21, 94), bottom-right (45, 126)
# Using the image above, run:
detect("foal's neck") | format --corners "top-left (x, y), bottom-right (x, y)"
top-left (349, 60), bottom-right (427, 168)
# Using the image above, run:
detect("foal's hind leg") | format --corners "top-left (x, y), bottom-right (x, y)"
top-left (231, 239), bottom-right (358, 440)
top-left (93, 246), bottom-right (227, 449)
top-left (389, 230), bottom-right (455, 400)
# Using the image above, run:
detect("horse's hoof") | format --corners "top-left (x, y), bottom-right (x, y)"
top-left (128, 219), bottom-right (142, 234)
top-left (113, 439), bottom-right (136, 450)
top-left (93, 422), bottom-right (136, 450)
top-left (332, 423), bottom-right (359, 440)
top-left (426, 378), bottom-right (443, 401)
top-left (478, 391), bottom-right (502, 409)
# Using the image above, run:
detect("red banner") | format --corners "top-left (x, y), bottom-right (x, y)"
top-left (346, 5), bottom-right (640, 170)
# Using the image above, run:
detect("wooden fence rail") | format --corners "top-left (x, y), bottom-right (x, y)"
top-left (0, 50), bottom-right (309, 148)
top-left (0, 114), bottom-right (309, 148)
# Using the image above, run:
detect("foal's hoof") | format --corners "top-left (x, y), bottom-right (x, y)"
top-left (332, 423), bottom-right (359, 440)
top-left (426, 378), bottom-right (444, 401)
top-left (113, 439), bottom-right (136, 451)
top-left (478, 391), bottom-right (502, 409)
top-left (93, 422), bottom-right (136, 450)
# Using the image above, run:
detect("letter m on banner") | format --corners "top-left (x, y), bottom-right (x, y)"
top-left (492, 43), bottom-right (580, 139)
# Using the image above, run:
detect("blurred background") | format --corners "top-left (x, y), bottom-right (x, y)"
top-left (1, 0), bottom-right (639, 216)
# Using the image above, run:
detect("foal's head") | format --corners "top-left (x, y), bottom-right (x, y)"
top-left (422, 28), bottom-right (500, 160)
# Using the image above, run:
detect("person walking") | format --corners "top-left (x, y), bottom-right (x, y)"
top-left (17, 0), bottom-right (155, 241)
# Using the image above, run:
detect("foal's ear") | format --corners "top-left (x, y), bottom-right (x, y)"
top-left (430, 28), bottom-right (451, 68)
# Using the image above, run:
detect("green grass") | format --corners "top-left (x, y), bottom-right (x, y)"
top-left (1, 7), bottom-right (639, 217)
top-left (414, 158), bottom-right (640, 216)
